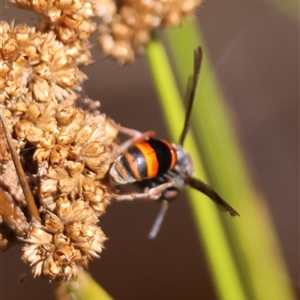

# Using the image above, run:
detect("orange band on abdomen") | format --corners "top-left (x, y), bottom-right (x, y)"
top-left (135, 141), bottom-right (159, 178)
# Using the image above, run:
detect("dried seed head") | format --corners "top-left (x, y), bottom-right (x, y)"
top-left (0, 22), bottom-right (86, 115)
top-left (9, 0), bottom-right (202, 63)
top-left (1, 0), bottom-right (198, 281)
top-left (1, 21), bottom-right (119, 276)
top-left (8, 102), bottom-right (119, 237)
top-left (22, 199), bottom-right (106, 280)
top-left (10, 0), bottom-right (96, 65)
top-left (96, 0), bottom-right (203, 63)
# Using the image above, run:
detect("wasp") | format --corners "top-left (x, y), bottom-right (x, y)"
top-left (110, 47), bottom-right (239, 238)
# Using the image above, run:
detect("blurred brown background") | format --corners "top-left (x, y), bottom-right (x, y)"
top-left (1, 0), bottom-right (299, 299)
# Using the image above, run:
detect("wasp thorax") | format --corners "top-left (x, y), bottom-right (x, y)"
top-left (173, 144), bottom-right (195, 177)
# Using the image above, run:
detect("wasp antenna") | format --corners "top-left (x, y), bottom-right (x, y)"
top-left (179, 47), bottom-right (203, 146)
top-left (148, 200), bottom-right (169, 240)
top-left (186, 176), bottom-right (240, 217)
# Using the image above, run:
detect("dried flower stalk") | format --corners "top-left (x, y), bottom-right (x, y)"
top-left (1, 0), bottom-right (203, 282)
top-left (0, 20), bottom-right (120, 280)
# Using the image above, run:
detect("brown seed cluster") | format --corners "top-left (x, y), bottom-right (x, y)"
top-left (1, 104), bottom-right (118, 278)
top-left (0, 22), bottom-right (86, 110)
top-left (10, 0), bottom-right (202, 63)
top-left (34, 108), bottom-right (118, 214)
top-left (10, 0), bottom-right (96, 65)
top-left (0, 21), bottom-right (119, 279)
top-left (97, 0), bottom-right (203, 63)
top-left (22, 199), bottom-right (106, 280)
top-left (1, 0), bottom-right (203, 282)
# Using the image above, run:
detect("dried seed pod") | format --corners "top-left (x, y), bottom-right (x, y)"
top-left (11, 0), bottom-right (96, 65)
top-left (49, 145), bottom-right (69, 165)
top-left (44, 211), bottom-right (64, 233)
top-left (39, 178), bottom-right (59, 201)
top-left (22, 199), bottom-right (107, 280)
top-left (0, 22), bottom-right (86, 110)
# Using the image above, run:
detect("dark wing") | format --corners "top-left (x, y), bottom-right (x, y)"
top-left (179, 46), bottom-right (203, 146)
top-left (185, 176), bottom-right (240, 216)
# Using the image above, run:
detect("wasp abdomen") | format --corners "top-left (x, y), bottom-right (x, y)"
top-left (110, 139), bottom-right (177, 184)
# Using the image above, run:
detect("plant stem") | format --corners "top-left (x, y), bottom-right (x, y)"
top-left (145, 37), bottom-right (247, 300)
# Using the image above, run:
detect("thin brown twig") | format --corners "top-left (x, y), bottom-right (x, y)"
top-left (0, 112), bottom-right (40, 221)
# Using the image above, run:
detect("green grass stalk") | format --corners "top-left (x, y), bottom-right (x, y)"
top-left (164, 19), bottom-right (296, 300)
top-left (60, 270), bottom-right (113, 300)
top-left (145, 37), bottom-right (247, 300)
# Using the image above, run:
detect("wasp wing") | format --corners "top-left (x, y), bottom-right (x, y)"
top-left (185, 176), bottom-right (239, 216)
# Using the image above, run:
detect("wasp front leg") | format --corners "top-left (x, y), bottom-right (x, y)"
top-left (113, 182), bottom-right (173, 201)
top-left (117, 126), bottom-right (155, 154)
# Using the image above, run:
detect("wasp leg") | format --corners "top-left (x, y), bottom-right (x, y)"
top-left (148, 200), bottom-right (169, 239)
top-left (119, 126), bottom-right (144, 138)
top-left (113, 192), bottom-right (159, 201)
top-left (113, 182), bottom-right (173, 201)
top-left (75, 89), bottom-right (101, 113)
top-left (117, 127), bottom-right (155, 154)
